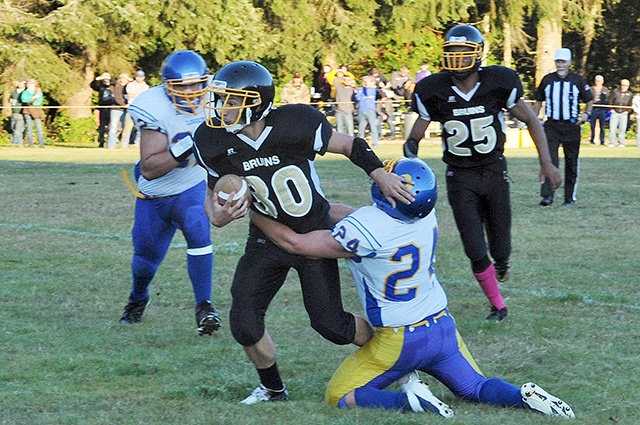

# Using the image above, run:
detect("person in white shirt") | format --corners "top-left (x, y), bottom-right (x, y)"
top-left (121, 69), bottom-right (150, 146)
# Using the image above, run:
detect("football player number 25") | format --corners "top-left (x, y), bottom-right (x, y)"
top-left (245, 165), bottom-right (312, 218)
top-left (444, 116), bottom-right (496, 156)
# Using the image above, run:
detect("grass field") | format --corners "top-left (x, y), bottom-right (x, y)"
top-left (1, 141), bottom-right (639, 424)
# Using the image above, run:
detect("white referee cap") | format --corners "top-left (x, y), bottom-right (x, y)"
top-left (554, 48), bottom-right (572, 61)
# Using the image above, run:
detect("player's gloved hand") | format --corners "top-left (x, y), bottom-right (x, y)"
top-left (169, 135), bottom-right (194, 162)
top-left (403, 138), bottom-right (419, 158)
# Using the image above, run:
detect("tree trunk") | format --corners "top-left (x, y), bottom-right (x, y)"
top-left (503, 22), bottom-right (512, 68)
top-left (580, 1), bottom-right (602, 73)
top-left (63, 47), bottom-right (96, 119)
top-left (535, 1), bottom-right (563, 86)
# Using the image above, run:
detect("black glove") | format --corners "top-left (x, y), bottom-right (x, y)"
top-left (169, 135), bottom-right (194, 162)
top-left (403, 138), bottom-right (419, 158)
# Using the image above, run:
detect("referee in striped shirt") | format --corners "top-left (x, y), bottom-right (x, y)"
top-left (533, 48), bottom-right (594, 206)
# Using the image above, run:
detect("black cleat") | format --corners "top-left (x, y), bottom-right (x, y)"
top-left (539, 197), bottom-right (553, 207)
top-left (486, 306), bottom-right (508, 322)
top-left (196, 300), bottom-right (222, 335)
top-left (120, 296), bottom-right (149, 324)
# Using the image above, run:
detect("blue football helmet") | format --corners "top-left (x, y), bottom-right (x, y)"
top-left (161, 50), bottom-right (209, 114)
top-left (442, 25), bottom-right (484, 80)
top-left (371, 158), bottom-right (437, 221)
top-left (204, 60), bottom-right (275, 133)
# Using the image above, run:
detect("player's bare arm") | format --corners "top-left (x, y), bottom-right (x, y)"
top-left (403, 117), bottom-right (431, 158)
top-left (509, 99), bottom-right (563, 189)
top-left (329, 203), bottom-right (356, 224)
top-left (327, 131), bottom-right (414, 208)
top-left (204, 187), bottom-right (250, 228)
top-left (250, 211), bottom-right (353, 259)
top-left (139, 128), bottom-right (182, 180)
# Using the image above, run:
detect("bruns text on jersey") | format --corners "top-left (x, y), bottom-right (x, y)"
top-left (243, 155), bottom-right (281, 171)
top-left (453, 106), bottom-right (486, 116)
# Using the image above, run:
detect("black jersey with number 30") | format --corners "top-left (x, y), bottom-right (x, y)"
top-left (193, 104), bottom-right (334, 234)
top-left (411, 66), bottom-right (523, 167)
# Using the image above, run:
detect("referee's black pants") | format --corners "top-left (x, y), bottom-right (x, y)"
top-left (541, 121), bottom-right (581, 203)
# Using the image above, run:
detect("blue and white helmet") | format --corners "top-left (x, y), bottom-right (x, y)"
top-left (161, 50), bottom-right (209, 114)
top-left (371, 158), bottom-right (437, 221)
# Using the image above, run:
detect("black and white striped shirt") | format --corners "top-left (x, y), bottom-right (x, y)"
top-left (534, 72), bottom-right (593, 123)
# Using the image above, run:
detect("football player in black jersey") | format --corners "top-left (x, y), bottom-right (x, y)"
top-left (403, 25), bottom-right (562, 321)
top-left (192, 60), bottom-right (413, 404)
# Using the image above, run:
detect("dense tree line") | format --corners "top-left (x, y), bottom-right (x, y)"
top-left (1, 0), bottom-right (638, 120)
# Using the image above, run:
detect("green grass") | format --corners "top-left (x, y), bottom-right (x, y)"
top-left (1, 142), bottom-right (639, 425)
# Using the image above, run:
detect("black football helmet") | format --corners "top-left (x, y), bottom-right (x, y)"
top-left (442, 25), bottom-right (484, 80)
top-left (204, 61), bottom-right (275, 133)
top-left (161, 50), bottom-right (209, 115)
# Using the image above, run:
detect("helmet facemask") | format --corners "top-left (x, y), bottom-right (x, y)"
top-left (442, 42), bottom-right (483, 81)
top-left (204, 81), bottom-right (271, 133)
top-left (165, 74), bottom-right (209, 115)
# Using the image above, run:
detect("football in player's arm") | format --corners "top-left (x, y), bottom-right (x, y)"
top-left (191, 60), bottom-right (413, 405)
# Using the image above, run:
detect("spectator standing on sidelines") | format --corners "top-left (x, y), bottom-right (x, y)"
top-left (415, 61), bottom-right (432, 82)
top-left (355, 75), bottom-right (381, 148)
top-left (589, 75), bottom-right (609, 145)
top-left (90, 72), bottom-right (115, 148)
top-left (333, 70), bottom-right (356, 136)
top-left (107, 72), bottom-right (132, 149)
top-left (533, 47), bottom-right (593, 207)
top-left (279, 72), bottom-right (311, 105)
top-left (121, 70), bottom-right (150, 146)
top-left (390, 65), bottom-right (414, 99)
top-left (10, 77), bottom-right (27, 146)
top-left (606, 79), bottom-right (633, 148)
top-left (20, 78), bottom-right (46, 148)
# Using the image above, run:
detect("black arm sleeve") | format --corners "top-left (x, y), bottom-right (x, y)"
top-left (348, 137), bottom-right (384, 175)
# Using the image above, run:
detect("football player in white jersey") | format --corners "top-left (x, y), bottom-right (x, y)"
top-left (251, 158), bottom-right (575, 419)
top-left (118, 50), bottom-right (221, 336)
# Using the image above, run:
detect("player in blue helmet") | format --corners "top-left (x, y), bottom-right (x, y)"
top-left (371, 157), bottom-right (437, 222)
top-left (249, 158), bottom-right (575, 419)
top-left (162, 50), bottom-right (209, 114)
top-left (119, 50), bottom-right (221, 336)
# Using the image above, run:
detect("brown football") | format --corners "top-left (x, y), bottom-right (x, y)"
top-left (213, 174), bottom-right (249, 206)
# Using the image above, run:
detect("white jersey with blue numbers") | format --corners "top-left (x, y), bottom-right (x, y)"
top-left (128, 85), bottom-right (206, 197)
top-left (333, 205), bottom-right (448, 327)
